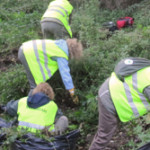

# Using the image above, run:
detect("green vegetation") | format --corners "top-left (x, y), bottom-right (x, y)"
top-left (1, 0), bottom-right (150, 149)
top-left (0, 65), bottom-right (28, 102)
top-left (0, 0), bottom-right (49, 54)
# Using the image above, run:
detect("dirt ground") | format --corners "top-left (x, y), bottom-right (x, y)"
top-left (0, 49), bottom-right (19, 72)
top-left (80, 125), bottom-right (140, 150)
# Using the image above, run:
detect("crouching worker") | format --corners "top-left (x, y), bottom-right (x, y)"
top-left (89, 57), bottom-right (150, 150)
top-left (18, 38), bottom-right (83, 104)
top-left (0, 83), bottom-right (68, 134)
top-left (41, 0), bottom-right (73, 39)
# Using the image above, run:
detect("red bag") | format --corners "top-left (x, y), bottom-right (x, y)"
top-left (116, 17), bottom-right (134, 29)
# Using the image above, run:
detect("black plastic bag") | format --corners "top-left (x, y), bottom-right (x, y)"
top-left (0, 117), bottom-right (80, 150)
top-left (138, 142), bottom-right (150, 150)
top-left (0, 133), bottom-right (6, 146)
top-left (11, 130), bottom-right (80, 150)
top-left (0, 118), bottom-right (13, 128)
top-left (0, 118), bottom-right (11, 146)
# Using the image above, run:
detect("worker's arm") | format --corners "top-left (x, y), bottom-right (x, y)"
top-left (57, 57), bottom-right (74, 91)
top-left (57, 58), bottom-right (79, 104)
top-left (54, 40), bottom-right (74, 91)
top-left (54, 39), bottom-right (78, 103)
top-left (5, 100), bottom-right (19, 117)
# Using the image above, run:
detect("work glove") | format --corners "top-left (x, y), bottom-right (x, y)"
top-left (72, 95), bottom-right (79, 104)
top-left (69, 88), bottom-right (79, 104)
top-left (0, 105), bottom-right (6, 114)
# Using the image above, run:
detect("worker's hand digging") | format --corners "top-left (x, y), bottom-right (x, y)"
top-left (72, 95), bottom-right (79, 104)
top-left (69, 88), bottom-right (79, 104)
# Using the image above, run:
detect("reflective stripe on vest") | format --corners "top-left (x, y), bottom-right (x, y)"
top-left (48, 0), bottom-right (73, 16)
top-left (48, 9), bottom-right (66, 17)
top-left (17, 97), bottom-right (58, 132)
top-left (42, 0), bottom-right (73, 37)
top-left (132, 73), bottom-right (149, 111)
top-left (109, 67), bottom-right (150, 122)
top-left (33, 40), bottom-right (46, 81)
top-left (19, 121), bottom-right (45, 130)
top-left (22, 40), bottom-right (68, 84)
top-left (50, 5), bottom-right (68, 17)
top-left (123, 73), bottom-right (149, 117)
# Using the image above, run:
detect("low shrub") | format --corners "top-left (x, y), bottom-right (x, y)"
top-left (0, 65), bottom-right (29, 103)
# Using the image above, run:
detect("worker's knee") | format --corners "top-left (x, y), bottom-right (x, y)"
top-left (59, 116), bottom-right (69, 127)
top-left (55, 115), bottom-right (69, 133)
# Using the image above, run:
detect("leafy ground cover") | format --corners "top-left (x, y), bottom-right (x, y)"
top-left (1, 0), bottom-right (150, 149)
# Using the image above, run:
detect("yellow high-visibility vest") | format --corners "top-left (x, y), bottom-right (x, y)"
top-left (42, 0), bottom-right (73, 37)
top-left (22, 39), bottom-right (68, 84)
top-left (17, 97), bottom-right (58, 132)
top-left (109, 67), bottom-right (150, 122)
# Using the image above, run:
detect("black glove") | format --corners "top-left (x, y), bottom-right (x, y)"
top-left (0, 105), bottom-right (6, 114)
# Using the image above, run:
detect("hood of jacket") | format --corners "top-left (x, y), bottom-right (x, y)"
top-left (27, 92), bottom-right (50, 109)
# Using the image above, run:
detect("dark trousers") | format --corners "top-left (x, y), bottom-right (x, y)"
top-left (41, 21), bottom-right (69, 39)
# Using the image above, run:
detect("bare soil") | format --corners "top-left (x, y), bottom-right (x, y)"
top-left (80, 125), bottom-right (141, 150)
top-left (0, 49), bottom-right (19, 72)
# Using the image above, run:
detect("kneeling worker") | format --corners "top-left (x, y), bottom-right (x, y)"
top-left (1, 83), bottom-right (68, 133)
